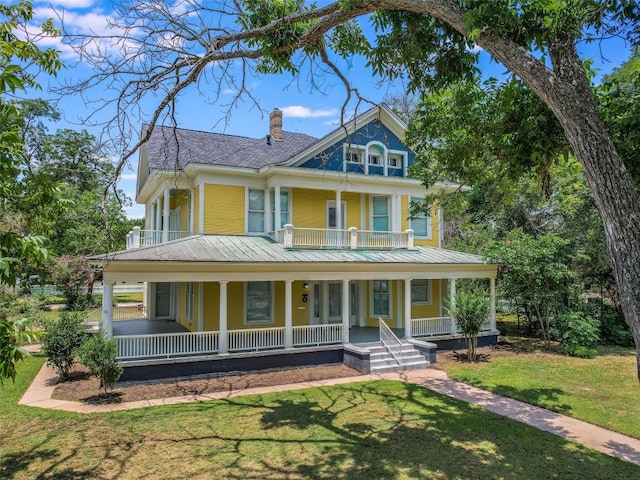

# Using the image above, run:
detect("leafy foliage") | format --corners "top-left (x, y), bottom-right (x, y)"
top-left (552, 311), bottom-right (600, 358)
top-left (450, 290), bottom-right (491, 362)
top-left (41, 311), bottom-right (86, 381)
top-left (77, 332), bottom-right (122, 394)
top-left (0, 317), bottom-right (39, 384)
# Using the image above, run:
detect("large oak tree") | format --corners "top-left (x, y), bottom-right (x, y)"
top-left (63, 0), bottom-right (640, 379)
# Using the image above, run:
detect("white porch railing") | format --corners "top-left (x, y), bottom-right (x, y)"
top-left (228, 327), bottom-right (285, 351)
top-left (379, 318), bottom-right (403, 365)
top-left (84, 305), bottom-right (146, 325)
top-left (293, 324), bottom-right (342, 346)
top-left (116, 331), bottom-right (219, 360)
top-left (278, 224), bottom-right (414, 250)
top-left (125, 227), bottom-right (191, 249)
top-left (411, 316), bottom-right (455, 337)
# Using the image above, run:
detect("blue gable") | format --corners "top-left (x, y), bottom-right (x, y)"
top-left (298, 119), bottom-right (415, 177)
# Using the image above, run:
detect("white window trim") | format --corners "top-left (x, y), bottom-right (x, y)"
top-left (246, 188), bottom-right (266, 235)
top-left (271, 188), bottom-right (292, 232)
top-left (411, 279), bottom-right (432, 305)
top-left (370, 279), bottom-right (392, 319)
top-left (410, 197), bottom-right (433, 239)
top-left (244, 281), bottom-right (274, 325)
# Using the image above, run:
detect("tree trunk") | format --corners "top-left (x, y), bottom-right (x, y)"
top-left (387, 1), bottom-right (640, 380)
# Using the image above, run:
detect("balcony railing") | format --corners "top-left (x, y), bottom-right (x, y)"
top-left (277, 224), bottom-right (414, 250)
top-left (125, 227), bottom-right (191, 249)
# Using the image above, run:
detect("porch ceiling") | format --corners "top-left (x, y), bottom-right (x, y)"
top-left (94, 235), bottom-right (497, 282)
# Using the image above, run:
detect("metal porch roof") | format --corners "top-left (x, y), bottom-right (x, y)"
top-left (98, 235), bottom-right (488, 266)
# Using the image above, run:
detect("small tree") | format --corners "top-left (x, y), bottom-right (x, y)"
top-left (552, 311), bottom-right (600, 359)
top-left (41, 312), bottom-right (86, 381)
top-left (450, 291), bottom-right (491, 362)
top-left (49, 256), bottom-right (95, 311)
top-left (78, 332), bottom-right (122, 394)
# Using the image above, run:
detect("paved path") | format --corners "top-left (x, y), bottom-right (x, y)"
top-left (18, 346), bottom-right (640, 467)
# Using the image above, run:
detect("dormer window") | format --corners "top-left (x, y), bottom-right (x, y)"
top-left (346, 148), bottom-right (363, 164)
top-left (388, 154), bottom-right (402, 168)
top-left (368, 154), bottom-right (382, 166)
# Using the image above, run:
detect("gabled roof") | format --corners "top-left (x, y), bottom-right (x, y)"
top-left (144, 125), bottom-right (318, 170)
top-left (101, 235), bottom-right (487, 266)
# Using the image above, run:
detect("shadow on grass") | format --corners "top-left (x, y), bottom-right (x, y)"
top-left (0, 445), bottom-right (97, 480)
top-left (114, 380), bottom-right (638, 479)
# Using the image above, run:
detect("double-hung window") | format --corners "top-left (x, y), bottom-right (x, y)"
top-left (271, 190), bottom-right (290, 231)
top-left (410, 197), bottom-right (432, 239)
top-left (245, 281), bottom-right (272, 324)
top-left (346, 150), bottom-right (362, 164)
top-left (372, 196), bottom-right (389, 231)
top-left (372, 280), bottom-right (390, 317)
top-left (368, 154), bottom-right (382, 166)
top-left (247, 189), bottom-right (265, 233)
top-left (411, 279), bottom-right (431, 304)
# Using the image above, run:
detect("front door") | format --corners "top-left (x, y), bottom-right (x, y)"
top-left (155, 282), bottom-right (171, 318)
top-left (310, 281), bottom-right (357, 324)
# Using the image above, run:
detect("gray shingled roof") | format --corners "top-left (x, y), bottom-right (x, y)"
top-left (144, 125), bottom-right (318, 170)
top-left (102, 235), bottom-right (487, 265)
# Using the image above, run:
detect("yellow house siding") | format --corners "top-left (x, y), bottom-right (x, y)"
top-left (202, 282), bottom-right (219, 331)
top-left (292, 188), bottom-right (331, 228)
top-left (343, 192), bottom-right (361, 229)
top-left (193, 187), bottom-right (200, 234)
top-left (204, 184), bottom-right (245, 234)
top-left (411, 279), bottom-right (441, 318)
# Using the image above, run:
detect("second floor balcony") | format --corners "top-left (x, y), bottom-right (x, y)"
top-left (277, 225), bottom-right (415, 250)
top-left (125, 225), bottom-right (415, 251)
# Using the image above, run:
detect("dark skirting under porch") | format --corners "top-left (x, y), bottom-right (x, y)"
top-left (119, 346), bottom-right (345, 382)
top-left (432, 333), bottom-right (498, 351)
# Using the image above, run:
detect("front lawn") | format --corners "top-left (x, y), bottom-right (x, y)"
top-left (439, 342), bottom-right (640, 439)
top-left (1, 355), bottom-right (638, 479)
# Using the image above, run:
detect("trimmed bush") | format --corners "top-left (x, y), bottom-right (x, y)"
top-left (78, 332), bottom-right (122, 394)
top-left (41, 312), bottom-right (87, 381)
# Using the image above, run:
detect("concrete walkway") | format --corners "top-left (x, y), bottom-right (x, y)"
top-left (18, 346), bottom-right (640, 467)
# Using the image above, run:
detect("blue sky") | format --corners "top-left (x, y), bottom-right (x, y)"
top-left (27, 0), bottom-right (634, 219)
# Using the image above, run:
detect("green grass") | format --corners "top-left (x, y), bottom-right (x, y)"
top-left (93, 292), bottom-right (144, 304)
top-left (440, 343), bottom-right (640, 439)
top-left (1, 356), bottom-right (638, 478)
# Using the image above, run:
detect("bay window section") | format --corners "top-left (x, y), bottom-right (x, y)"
top-left (411, 279), bottom-right (431, 304)
top-left (372, 196), bottom-right (389, 231)
top-left (410, 197), bottom-right (432, 239)
top-left (372, 280), bottom-right (390, 317)
top-left (247, 189), bottom-right (265, 233)
top-left (246, 281), bottom-right (272, 324)
top-left (271, 190), bottom-right (290, 231)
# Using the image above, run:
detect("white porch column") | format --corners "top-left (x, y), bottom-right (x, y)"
top-left (404, 278), bottom-right (412, 338)
top-left (265, 187), bottom-right (272, 235)
top-left (102, 281), bottom-right (115, 338)
top-left (274, 185), bottom-right (281, 233)
top-left (155, 197), bottom-right (161, 234)
top-left (342, 279), bottom-right (350, 344)
top-left (162, 188), bottom-right (170, 242)
top-left (132, 226), bottom-right (141, 248)
top-left (285, 280), bottom-right (293, 348)
top-left (336, 190), bottom-right (342, 230)
top-left (450, 278), bottom-right (457, 335)
top-left (189, 189), bottom-right (195, 235)
top-left (219, 281), bottom-right (228, 353)
top-left (490, 277), bottom-right (497, 331)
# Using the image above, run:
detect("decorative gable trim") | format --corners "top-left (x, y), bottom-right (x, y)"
top-left (281, 104), bottom-right (408, 168)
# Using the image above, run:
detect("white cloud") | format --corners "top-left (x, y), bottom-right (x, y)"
top-left (281, 106), bottom-right (339, 119)
top-left (41, 0), bottom-right (94, 9)
top-left (120, 173), bottom-right (137, 180)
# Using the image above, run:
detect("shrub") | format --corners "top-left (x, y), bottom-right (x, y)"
top-left (450, 291), bottom-right (491, 362)
top-left (552, 311), bottom-right (600, 358)
top-left (566, 345), bottom-right (598, 359)
top-left (41, 312), bottom-right (87, 381)
top-left (78, 332), bottom-right (122, 394)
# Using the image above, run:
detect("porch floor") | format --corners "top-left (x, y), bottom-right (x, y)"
top-left (112, 319), bottom-right (405, 344)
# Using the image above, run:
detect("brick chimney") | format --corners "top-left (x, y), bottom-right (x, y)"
top-left (269, 108), bottom-right (283, 142)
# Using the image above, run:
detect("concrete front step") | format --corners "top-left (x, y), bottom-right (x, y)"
top-left (368, 342), bottom-right (430, 374)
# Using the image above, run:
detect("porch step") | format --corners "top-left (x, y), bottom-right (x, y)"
top-left (368, 342), bottom-right (430, 374)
